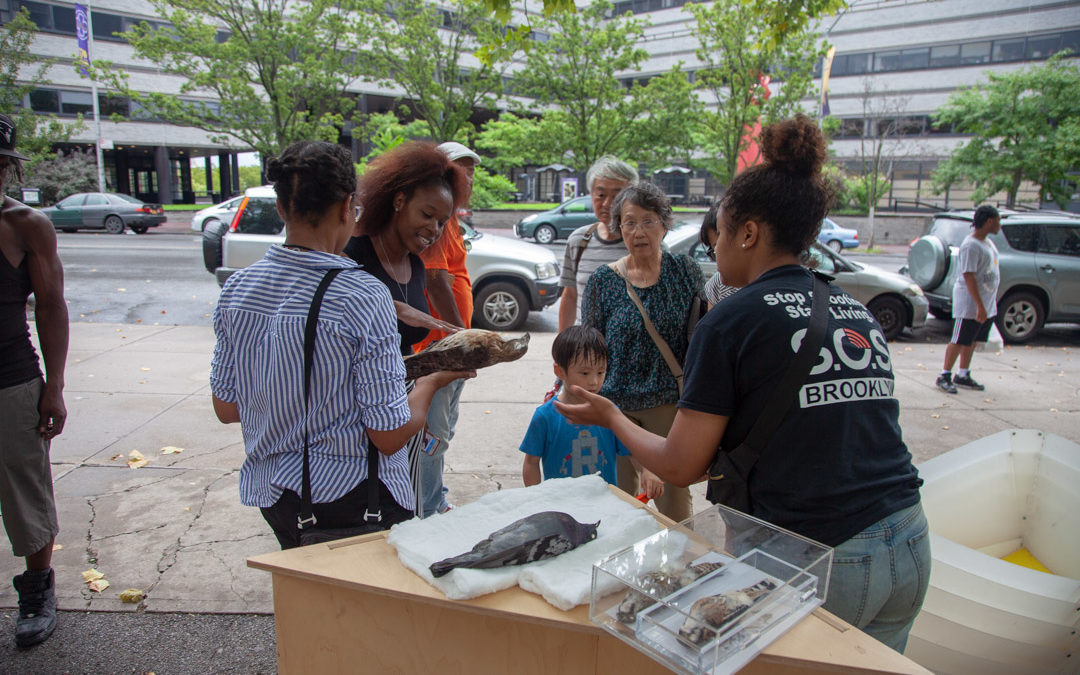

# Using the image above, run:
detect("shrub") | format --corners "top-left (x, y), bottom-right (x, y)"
top-left (21, 149), bottom-right (98, 205)
top-left (469, 166), bottom-right (515, 209)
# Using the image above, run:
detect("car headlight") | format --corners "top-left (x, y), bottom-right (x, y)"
top-left (906, 284), bottom-right (924, 297)
top-left (520, 214), bottom-right (538, 224)
top-left (535, 262), bottom-right (558, 280)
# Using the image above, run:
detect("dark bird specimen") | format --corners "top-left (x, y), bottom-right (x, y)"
top-left (429, 511), bottom-right (599, 578)
top-left (616, 561), bottom-right (725, 624)
top-left (678, 579), bottom-right (777, 645)
top-left (404, 329), bottom-right (530, 379)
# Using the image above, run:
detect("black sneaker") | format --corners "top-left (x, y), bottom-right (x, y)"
top-left (954, 374), bottom-right (985, 391)
top-left (936, 373), bottom-right (958, 394)
top-left (13, 568), bottom-right (57, 648)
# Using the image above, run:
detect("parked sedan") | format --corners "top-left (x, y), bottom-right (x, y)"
top-left (664, 222), bottom-right (927, 340)
top-left (43, 192), bottom-right (165, 234)
top-left (190, 196), bottom-right (244, 232)
top-left (817, 217), bottom-right (859, 252)
top-left (514, 196), bottom-right (596, 244)
top-left (203, 185), bottom-right (561, 331)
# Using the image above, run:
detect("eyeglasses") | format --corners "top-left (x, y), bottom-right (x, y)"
top-left (620, 219), bottom-right (662, 232)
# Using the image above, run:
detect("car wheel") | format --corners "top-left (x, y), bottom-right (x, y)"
top-left (131, 226), bottom-right (149, 234)
top-left (868, 295), bottom-right (906, 341)
top-left (534, 224), bottom-right (557, 245)
top-left (996, 291), bottom-right (1044, 344)
top-left (202, 219), bottom-right (227, 274)
top-left (473, 282), bottom-right (528, 331)
top-left (104, 215), bottom-right (125, 234)
top-left (827, 239), bottom-right (843, 253)
top-left (60, 228), bottom-right (78, 233)
top-left (907, 235), bottom-right (949, 291)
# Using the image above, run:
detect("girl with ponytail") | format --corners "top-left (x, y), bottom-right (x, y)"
top-left (556, 115), bottom-right (928, 653)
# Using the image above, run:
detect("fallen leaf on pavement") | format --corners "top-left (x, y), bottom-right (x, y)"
top-left (110, 454), bottom-right (123, 461)
top-left (1050, 408), bottom-right (1058, 413)
top-left (82, 568), bottom-right (104, 583)
top-left (941, 426), bottom-right (950, 430)
top-left (140, 367), bottom-right (150, 372)
top-left (53, 544), bottom-right (62, 551)
top-left (161, 446), bottom-right (183, 455)
top-left (930, 414), bottom-right (940, 419)
top-left (119, 588), bottom-right (145, 603)
top-left (88, 579), bottom-right (110, 593)
top-left (127, 450), bottom-right (149, 469)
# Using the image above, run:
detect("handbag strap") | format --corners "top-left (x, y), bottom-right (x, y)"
top-left (713, 272), bottom-right (831, 477)
top-left (572, 221), bottom-right (602, 268)
top-left (609, 258), bottom-right (684, 392)
top-left (298, 267), bottom-right (380, 531)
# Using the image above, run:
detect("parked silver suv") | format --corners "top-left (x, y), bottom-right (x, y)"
top-left (202, 185), bottom-right (561, 331)
top-left (907, 210), bottom-right (1080, 343)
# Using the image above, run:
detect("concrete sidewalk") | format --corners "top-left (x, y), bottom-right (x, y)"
top-left (1, 322), bottom-right (1077, 670)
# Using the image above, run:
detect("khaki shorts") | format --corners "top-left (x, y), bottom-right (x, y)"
top-left (0, 378), bottom-right (59, 557)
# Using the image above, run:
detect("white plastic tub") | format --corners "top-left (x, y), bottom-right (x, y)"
top-left (906, 430), bottom-right (1080, 674)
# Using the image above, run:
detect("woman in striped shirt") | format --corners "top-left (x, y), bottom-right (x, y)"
top-left (210, 141), bottom-right (473, 549)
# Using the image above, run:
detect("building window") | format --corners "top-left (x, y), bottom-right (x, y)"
top-left (29, 88), bottom-right (60, 113)
top-left (19, 0), bottom-right (53, 30)
top-left (838, 118), bottom-right (864, 138)
top-left (1026, 34), bottom-right (1062, 59)
top-left (960, 41), bottom-right (991, 65)
top-left (992, 38), bottom-right (1026, 63)
top-left (60, 90), bottom-right (93, 115)
top-left (929, 44), bottom-right (960, 68)
top-left (874, 50), bottom-right (902, 72)
top-left (91, 11), bottom-right (123, 41)
top-left (51, 3), bottom-right (74, 33)
top-left (900, 48), bottom-right (929, 70)
top-left (99, 94), bottom-right (129, 117)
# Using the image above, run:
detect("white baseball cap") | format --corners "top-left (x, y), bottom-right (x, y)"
top-left (437, 141), bottom-right (481, 164)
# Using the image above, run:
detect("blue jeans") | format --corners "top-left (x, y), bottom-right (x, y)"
top-left (823, 502), bottom-right (931, 653)
top-left (417, 378), bottom-right (465, 518)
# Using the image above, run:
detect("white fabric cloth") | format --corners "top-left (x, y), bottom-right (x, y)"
top-left (952, 235), bottom-right (1000, 319)
top-left (387, 474), bottom-right (662, 610)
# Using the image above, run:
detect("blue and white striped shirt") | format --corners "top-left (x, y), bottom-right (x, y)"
top-left (211, 245), bottom-right (415, 510)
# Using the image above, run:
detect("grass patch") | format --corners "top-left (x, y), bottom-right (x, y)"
top-left (163, 204), bottom-right (205, 211)
top-left (831, 208), bottom-right (868, 216)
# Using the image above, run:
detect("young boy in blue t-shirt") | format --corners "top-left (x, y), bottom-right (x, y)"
top-left (521, 326), bottom-right (661, 496)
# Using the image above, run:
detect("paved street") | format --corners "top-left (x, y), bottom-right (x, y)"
top-left (0, 219), bottom-right (1074, 673)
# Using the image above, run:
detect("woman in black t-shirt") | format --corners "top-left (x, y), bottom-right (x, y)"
top-left (345, 141), bottom-right (470, 355)
top-left (555, 115), bottom-right (928, 654)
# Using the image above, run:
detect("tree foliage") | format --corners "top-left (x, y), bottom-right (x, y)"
top-left (687, 0), bottom-right (825, 186)
top-left (94, 0), bottom-right (379, 158)
top-left (367, 0), bottom-right (511, 143)
top-left (26, 149), bottom-right (98, 205)
top-left (0, 9), bottom-right (82, 170)
top-left (931, 54), bottom-right (1080, 208)
top-left (502, 0), bottom-right (651, 170)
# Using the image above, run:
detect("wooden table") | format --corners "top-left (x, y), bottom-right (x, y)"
top-left (249, 528), bottom-right (931, 675)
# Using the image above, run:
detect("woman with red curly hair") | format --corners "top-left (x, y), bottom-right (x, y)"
top-left (345, 141), bottom-right (470, 355)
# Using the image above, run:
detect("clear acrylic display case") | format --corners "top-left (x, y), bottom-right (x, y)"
top-left (590, 505), bottom-right (833, 675)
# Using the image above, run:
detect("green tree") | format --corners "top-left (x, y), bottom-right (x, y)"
top-left (475, 112), bottom-right (564, 172)
top-left (470, 166), bottom-right (515, 208)
top-left (24, 149), bottom-right (98, 205)
top-left (631, 65), bottom-right (704, 169)
top-left (367, 0), bottom-right (511, 143)
top-left (931, 54), bottom-right (1080, 208)
top-left (0, 9), bottom-right (82, 174)
top-left (507, 0), bottom-right (651, 170)
top-left (687, 0), bottom-right (826, 186)
top-left (94, 0), bottom-right (379, 160)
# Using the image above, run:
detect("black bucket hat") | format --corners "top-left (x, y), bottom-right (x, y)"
top-left (0, 113), bottom-right (31, 161)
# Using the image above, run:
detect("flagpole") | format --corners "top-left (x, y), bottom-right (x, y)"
top-left (82, 1), bottom-right (106, 193)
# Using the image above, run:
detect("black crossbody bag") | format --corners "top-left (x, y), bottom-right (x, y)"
top-left (296, 268), bottom-right (388, 546)
top-left (706, 273), bottom-right (831, 513)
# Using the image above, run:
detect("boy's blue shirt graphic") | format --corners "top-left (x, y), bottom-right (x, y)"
top-left (520, 397), bottom-right (628, 485)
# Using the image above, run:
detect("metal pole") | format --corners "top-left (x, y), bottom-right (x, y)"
top-left (85, 1), bottom-right (106, 193)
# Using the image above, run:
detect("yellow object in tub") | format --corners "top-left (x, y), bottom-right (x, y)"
top-left (1001, 547), bottom-right (1052, 574)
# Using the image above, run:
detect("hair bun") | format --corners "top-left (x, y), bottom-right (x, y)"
top-left (760, 114), bottom-right (825, 177)
top-left (265, 156), bottom-right (284, 183)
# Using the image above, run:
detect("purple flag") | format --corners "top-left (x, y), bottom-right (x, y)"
top-left (75, 4), bottom-right (90, 76)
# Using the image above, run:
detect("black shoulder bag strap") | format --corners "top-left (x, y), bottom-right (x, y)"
top-left (572, 221), bottom-right (602, 268)
top-left (298, 267), bottom-right (381, 531)
top-left (706, 272), bottom-right (831, 510)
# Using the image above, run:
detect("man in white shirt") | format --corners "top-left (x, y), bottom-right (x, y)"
top-left (937, 205), bottom-right (1001, 393)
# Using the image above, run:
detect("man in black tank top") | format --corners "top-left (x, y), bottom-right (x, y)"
top-left (0, 113), bottom-right (68, 648)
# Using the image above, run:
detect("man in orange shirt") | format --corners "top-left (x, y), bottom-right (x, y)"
top-left (414, 141), bottom-right (479, 516)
